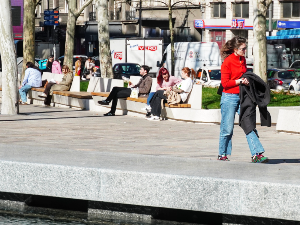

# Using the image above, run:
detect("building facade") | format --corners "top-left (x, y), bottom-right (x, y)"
top-left (194, 0), bottom-right (300, 60)
top-left (33, 0), bottom-right (204, 57)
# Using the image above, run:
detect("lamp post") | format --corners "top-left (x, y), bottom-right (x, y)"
top-left (138, 0), bottom-right (142, 37)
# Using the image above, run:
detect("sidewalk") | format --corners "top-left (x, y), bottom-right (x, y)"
top-left (0, 104), bottom-right (298, 163)
top-left (0, 104), bottom-right (300, 222)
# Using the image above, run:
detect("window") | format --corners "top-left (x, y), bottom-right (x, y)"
top-left (200, 70), bottom-right (208, 82)
top-left (212, 3), bottom-right (226, 18)
top-left (282, 2), bottom-right (300, 18)
top-left (267, 70), bottom-right (275, 78)
top-left (233, 3), bottom-right (249, 18)
top-left (65, 0), bottom-right (68, 13)
top-left (11, 6), bottom-right (21, 26)
top-left (208, 70), bottom-right (221, 80)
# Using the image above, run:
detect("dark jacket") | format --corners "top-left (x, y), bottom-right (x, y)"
top-left (239, 71), bottom-right (271, 135)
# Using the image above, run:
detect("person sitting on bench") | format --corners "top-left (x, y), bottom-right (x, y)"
top-left (19, 62), bottom-right (42, 105)
top-left (38, 65), bottom-right (73, 106)
top-left (147, 67), bottom-right (195, 121)
top-left (98, 65), bottom-right (152, 116)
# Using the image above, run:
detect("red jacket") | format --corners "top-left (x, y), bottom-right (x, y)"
top-left (221, 53), bottom-right (247, 94)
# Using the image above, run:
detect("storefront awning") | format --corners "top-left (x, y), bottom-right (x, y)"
top-left (267, 35), bottom-right (300, 40)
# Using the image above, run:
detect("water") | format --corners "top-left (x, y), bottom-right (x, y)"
top-left (0, 210), bottom-right (195, 225)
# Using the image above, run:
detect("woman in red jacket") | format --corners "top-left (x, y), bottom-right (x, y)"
top-left (218, 36), bottom-right (268, 163)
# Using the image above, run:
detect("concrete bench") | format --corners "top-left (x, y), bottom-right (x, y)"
top-left (29, 72), bottom-right (87, 109)
top-left (91, 91), bottom-right (191, 108)
top-left (88, 76), bottom-right (199, 119)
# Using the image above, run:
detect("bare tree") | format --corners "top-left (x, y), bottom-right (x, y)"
top-left (64, 0), bottom-right (93, 69)
top-left (22, 0), bottom-right (38, 81)
top-left (96, 0), bottom-right (113, 78)
top-left (155, 0), bottom-right (201, 75)
top-left (253, 0), bottom-right (272, 82)
top-left (0, 0), bottom-right (18, 115)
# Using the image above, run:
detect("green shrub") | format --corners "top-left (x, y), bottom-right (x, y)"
top-left (202, 87), bottom-right (300, 109)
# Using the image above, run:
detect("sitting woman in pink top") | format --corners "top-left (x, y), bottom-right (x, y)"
top-left (142, 67), bottom-right (181, 116)
top-left (52, 59), bottom-right (62, 74)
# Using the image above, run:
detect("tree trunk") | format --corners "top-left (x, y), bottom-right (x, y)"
top-left (0, 0), bottom-right (18, 115)
top-left (22, 0), bottom-right (36, 81)
top-left (169, 0), bottom-right (175, 76)
top-left (64, 0), bottom-right (77, 70)
top-left (253, 0), bottom-right (272, 82)
top-left (64, 0), bottom-right (93, 70)
top-left (96, 0), bottom-right (113, 78)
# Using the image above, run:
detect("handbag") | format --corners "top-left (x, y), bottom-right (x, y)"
top-left (217, 83), bottom-right (223, 95)
top-left (130, 88), bottom-right (139, 98)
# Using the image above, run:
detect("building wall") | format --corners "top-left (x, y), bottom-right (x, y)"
top-left (201, 0), bottom-right (300, 59)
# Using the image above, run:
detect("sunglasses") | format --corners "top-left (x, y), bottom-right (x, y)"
top-left (238, 47), bottom-right (247, 51)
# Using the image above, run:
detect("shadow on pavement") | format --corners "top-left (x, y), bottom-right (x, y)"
top-left (267, 159), bottom-right (300, 164)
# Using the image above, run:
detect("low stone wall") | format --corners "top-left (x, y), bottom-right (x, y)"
top-left (0, 158), bottom-right (300, 222)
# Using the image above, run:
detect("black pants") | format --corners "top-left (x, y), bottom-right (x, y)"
top-left (106, 87), bottom-right (131, 114)
top-left (150, 90), bottom-right (167, 117)
top-left (44, 83), bottom-right (55, 105)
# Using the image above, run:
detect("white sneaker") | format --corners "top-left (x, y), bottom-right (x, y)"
top-left (147, 115), bottom-right (160, 121)
top-left (82, 78), bottom-right (86, 80)
top-left (38, 93), bottom-right (47, 98)
top-left (141, 105), bottom-right (151, 111)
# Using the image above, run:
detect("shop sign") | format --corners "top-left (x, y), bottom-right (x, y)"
top-left (194, 20), bottom-right (205, 28)
top-left (44, 10), bottom-right (59, 16)
top-left (231, 19), bottom-right (245, 29)
top-left (44, 20), bottom-right (59, 26)
top-left (44, 15), bottom-right (59, 21)
top-left (277, 21), bottom-right (300, 29)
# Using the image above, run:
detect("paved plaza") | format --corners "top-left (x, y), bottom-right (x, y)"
top-left (0, 104), bottom-right (299, 164)
top-left (1, 104), bottom-right (300, 222)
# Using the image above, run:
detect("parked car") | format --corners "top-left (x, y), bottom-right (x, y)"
top-left (113, 63), bottom-right (141, 79)
top-left (267, 68), bottom-right (296, 90)
top-left (197, 66), bottom-right (221, 87)
top-left (247, 66), bottom-right (253, 72)
top-left (290, 60), bottom-right (300, 71)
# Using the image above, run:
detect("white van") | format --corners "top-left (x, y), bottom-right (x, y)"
top-left (197, 66), bottom-right (221, 87)
top-left (110, 38), bottom-right (163, 77)
top-left (163, 42), bottom-right (221, 77)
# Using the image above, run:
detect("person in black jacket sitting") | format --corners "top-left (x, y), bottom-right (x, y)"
top-left (98, 65), bottom-right (152, 116)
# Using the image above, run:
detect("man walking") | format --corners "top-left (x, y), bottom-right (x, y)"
top-left (98, 65), bottom-right (152, 116)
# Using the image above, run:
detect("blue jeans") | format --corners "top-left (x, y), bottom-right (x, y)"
top-left (218, 93), bottom-right (265, 156)
top-left (147, 92), bottom-right (155, 105)
top-left (19, 84), bottom-right (32, 103)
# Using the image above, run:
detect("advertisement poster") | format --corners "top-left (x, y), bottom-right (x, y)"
top-left (12, 0), bottom-right (23, 40)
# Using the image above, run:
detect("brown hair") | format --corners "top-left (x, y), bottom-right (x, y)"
top-left (220, 36), bottom-right (247, 60)
top-left (62, 65), bottom-right (70, 74)
top-left (182, 67), bottom-right (196, 80)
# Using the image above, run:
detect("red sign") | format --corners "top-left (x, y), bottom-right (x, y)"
top-left (114, 52), bottom-right (123, 60)
top-left (138, 46), bottom-right (157, 51)
top-left (231, 19), bottom-right (245, 29)
top-left (146, 46), bottom-right (157, 51)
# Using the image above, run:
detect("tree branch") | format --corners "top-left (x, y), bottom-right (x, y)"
top-left (75, 0), bottom-right (94, 18)
top-left (266, 0), bottom-right (273, 8)
top-left (35, 0), bottom-right (41, 7)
